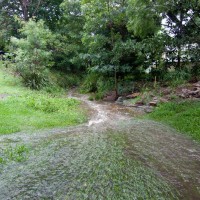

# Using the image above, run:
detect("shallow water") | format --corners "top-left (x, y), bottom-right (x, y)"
top-left (0, 93), bottom-right (200, 199)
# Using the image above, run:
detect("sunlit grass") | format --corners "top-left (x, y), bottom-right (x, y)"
top-left (147, 101), bottom-right (200, 141)
top-left (0, 65), bottom-right (86, 134)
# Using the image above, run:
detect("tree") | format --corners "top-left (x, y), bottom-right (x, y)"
top-left (81, 0), bottom-right (143, 95)
top-left (127, 0), bottom-right (200, 68)
top-left (127, 0), bottom-right (161, 38)
top-left (0, 0), bottom-right (63, 22)
top-left (54, 0), bottom-right (86, 72)
top-left (10, 19), bottom-right (55, 89)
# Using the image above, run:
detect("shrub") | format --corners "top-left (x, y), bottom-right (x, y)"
top-left (10, 19), bottom-right (55, 89)
top-left (81, 72), bottom-right (114, 99)
top-left (162, 68), bottom-right (191, 87)
top-left (81, 72), bottom-right (100, 93)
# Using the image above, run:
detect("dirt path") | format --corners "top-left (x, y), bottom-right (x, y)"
top-left (0, 93), bottom-right (200, 199)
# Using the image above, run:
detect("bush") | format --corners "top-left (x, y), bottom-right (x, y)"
top-left (81, 73), bottom-right (100, 93)
top-left (81, 72), bottom-right (114, 99)
top-left (162, 68), bottom-right (191, 87)
top-left (10, 19), bottom-right (55, 89)
top-left (191, 65), bottom-right (200, 80)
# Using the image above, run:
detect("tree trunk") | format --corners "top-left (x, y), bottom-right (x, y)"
top-left (177, 46), bottom-right (181, 68)
top-left (19, 0), bottom-right (29, 21)
top-left (114, 66), bottom-right (118, 97)
top-left (23, 6), bottom-right (29, 21)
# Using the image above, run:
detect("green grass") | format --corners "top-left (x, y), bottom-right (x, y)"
top-left (147, 101), bottom-right (200, 141)
top-left (8, 132), bottom-right (177, 199)
top-left (56, 132), bottom-right (178, 199)
top-left (0, 131), bottom-right (179, 199)
top-left (0, 144), bottom-right (29, 164)
top-left (0, 64), bottom-right (86, 135)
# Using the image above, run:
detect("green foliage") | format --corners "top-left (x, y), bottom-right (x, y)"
top-left (81, 0), bottom-right (144, 93)
top-left (81, 72), bottom-right (114, 99)
top-left (0, 4), bottom-right (19, 48)
top-left (191, 65), bottom-right (200, 79)
top-left (0, 0), bottom-right (63, 31)
top-left (127, 0), bottom-right (161, 38)
top-left (148, 101), bottom-right (200, 141)
top-left (54, 0), bottom-right (85, 72)
top-left (10, 19), bottom-right (55, 89)
top-left (128, 0), bottom-right (200, 68)
top-left (163, 68), bottom-right (191, 87)
top-left (81, 72), bottom-right (100, 93)
top-left (1, 0), bottom-right (199, 91)
top-left (54, 72), bottom-right (82, 88)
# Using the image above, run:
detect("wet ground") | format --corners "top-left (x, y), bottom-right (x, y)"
top-left (0, 93), bottom-right (200, 199)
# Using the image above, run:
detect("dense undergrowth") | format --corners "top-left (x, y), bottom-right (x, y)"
top-left (147, 101), bottom-right (200, 141)
top-left (0, 65), bottom-right (86, 135)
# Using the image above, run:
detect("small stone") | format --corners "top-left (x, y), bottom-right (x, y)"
top-left (134, 101), bottom-right (144, 106)
top-left (126, 92), bottom-right (140, 99)
top-left (162, 88), bottom-right (171, 95)
top-left (149, 101), bottom-right (158, 106)
top-left (123, 100), bottom-right (134, 107)
top-left (103, 91), bottom-right (117, 101)
top-left (193, 81), bottom-right (200, 88)
top-left (159, 97), bottom-right (169, 103)
top-left (153, 97), bottom-right (158, 101)
top-left (115, 96), bottom-right (125, 104)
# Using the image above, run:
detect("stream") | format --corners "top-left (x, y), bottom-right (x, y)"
top-left (0, 93), bottom-right (200, 199)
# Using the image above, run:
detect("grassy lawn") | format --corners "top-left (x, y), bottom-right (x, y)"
top-left (147, 101), bottom-right (200, 141)
top-left (0, 65), bottom-right (86, 135)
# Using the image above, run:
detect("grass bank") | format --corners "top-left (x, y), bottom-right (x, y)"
top-left (0, 65), bottom-right (86, 135)
top-left (147, 101), bottom-right (200, 141)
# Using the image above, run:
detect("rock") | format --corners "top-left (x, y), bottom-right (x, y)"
top-left (153, 97), bottom-right (158, 101)
top-left (149, 101), bottom-right (158, 106)
top-left (178, 93), bottom-right (187, 98)
top-left (194, 90), bottom-right (200, 98)
top-left (188, 89), bottom-right (200, 95)
top-left (0, 94), bottom-right (9, 100)
top-left (193, 81), bottom-right (200, 88)
top-left (178, 87), bottom-right (200, 98)
top-left (126, 92), bottom-right (140, 99)
top-left (123, 100), bottom-right (135, 107)
top-left (159, 97), bottom-right (169, 103)
top-left (162, 88), bottom-right (171, 95)
top-left (115, 96), bottom-right (125, 104)
top-left (134, 101), bottom-right (144, 106)
top-left (103, 91), bottom-right (117, 101)
top-left (178, 89), bottom-right (190, 98)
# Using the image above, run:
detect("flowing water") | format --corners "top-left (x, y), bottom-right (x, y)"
top-left (0, 93), bottom-right (200, 199)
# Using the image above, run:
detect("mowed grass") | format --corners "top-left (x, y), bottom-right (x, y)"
top-left (147, 101), bottom-right (200, 141)
top-left (0, 65), bottom-right (86, 134)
